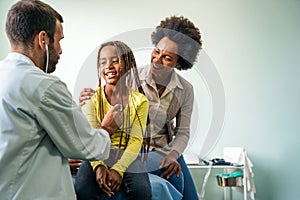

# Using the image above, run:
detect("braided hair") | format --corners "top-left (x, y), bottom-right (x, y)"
top-left (96, 41), bottom-right (150, 160)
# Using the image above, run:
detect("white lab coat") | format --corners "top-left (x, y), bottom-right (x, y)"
top-left (0, 53), bottom-right (111, 200)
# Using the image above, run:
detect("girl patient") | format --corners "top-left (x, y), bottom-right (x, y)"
top-left (75, 41), bottom-right (151, 200)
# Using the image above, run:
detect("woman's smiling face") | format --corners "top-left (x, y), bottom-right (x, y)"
top-left (151, 36), bottom-right (179, 77)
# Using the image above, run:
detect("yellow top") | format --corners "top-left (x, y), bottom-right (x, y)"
top-left (82, 86), bottom-right (149, 177)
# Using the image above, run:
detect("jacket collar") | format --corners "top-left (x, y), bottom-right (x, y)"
top-left (140, 64), bottom-right (184, 90)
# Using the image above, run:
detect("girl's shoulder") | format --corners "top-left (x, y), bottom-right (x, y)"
top-left (128, 87), bottom-right (148, 103)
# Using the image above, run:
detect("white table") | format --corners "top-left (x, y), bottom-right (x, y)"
top-left (188, 164), bottom-right (247, 200)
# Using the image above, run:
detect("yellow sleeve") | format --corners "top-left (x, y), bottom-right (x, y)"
top-left (82, 90), bottom-right (104, 170)
top-left (90, 160), bottom-right (107, 171)
top-left (81, 96), bottom-right (100, 129)
top-left (111, 91), bottom-right (149, 177)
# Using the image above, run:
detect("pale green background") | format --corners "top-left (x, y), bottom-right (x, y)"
top-left (1, 0), bottom-right (300, 199)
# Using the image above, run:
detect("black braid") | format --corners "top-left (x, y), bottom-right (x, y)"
top-left (97, 41), bottom-right (150, 161)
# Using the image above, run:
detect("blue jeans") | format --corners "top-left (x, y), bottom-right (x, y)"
top-left (75, 152), bottom-right (151, 200)
top-left (143, 151), bottom-right (199, 200)
top-left (178, 156), bottom-right (199, 200)
top-left (75, 161), bottom-right (121, 200)
top-left (143, 151), bottom-right (184, 194)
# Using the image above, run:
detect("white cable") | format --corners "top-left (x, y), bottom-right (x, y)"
top-left (45, 44), bottom-right (49, 73)
top-left (199, 161), bottom-right (213, 200)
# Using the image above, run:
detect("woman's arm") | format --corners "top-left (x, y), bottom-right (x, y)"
top-left (160, 81), bottom-right (194, 179)
top-left (170, 84), bottom-right (194, 155)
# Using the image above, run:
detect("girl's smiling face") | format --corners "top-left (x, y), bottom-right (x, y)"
top-left (98, 45), bottom-right (124, 85)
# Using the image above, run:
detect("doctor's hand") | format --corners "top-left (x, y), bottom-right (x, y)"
top-left (79, 88), bottom-right (95, 106)
top-left (101, 104), bottom-right (124, 136)
top-left (159, 150), bottom-right (181, 179)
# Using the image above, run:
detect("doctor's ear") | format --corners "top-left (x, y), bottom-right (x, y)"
top-left (38, 31), bottom-right (49, 47)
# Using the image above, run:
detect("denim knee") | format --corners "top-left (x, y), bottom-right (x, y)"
top-left (127, 180), bottom-right (151, 200)
top-left (75, 161), bottom-right (101, 200)
top-left (167, 171), bottom-right (184, 194)
top-left (122, 172), bottom-right (151, 200)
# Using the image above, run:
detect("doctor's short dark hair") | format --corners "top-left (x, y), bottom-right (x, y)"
top-left (5, 0), bottom-right (63, 48)
top-left (151, 16), bottom-right (202, 70)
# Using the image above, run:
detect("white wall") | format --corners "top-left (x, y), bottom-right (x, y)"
top-left (1, 0), bottom-right (300, 199)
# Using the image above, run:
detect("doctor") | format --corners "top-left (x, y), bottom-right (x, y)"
top-left (0, 1), bottom-right (122, 199)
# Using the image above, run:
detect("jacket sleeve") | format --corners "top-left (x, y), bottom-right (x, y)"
top-left (35, 79), bottom-right (111, 160)
top-left (169, 84), bottom-right (194, 155)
